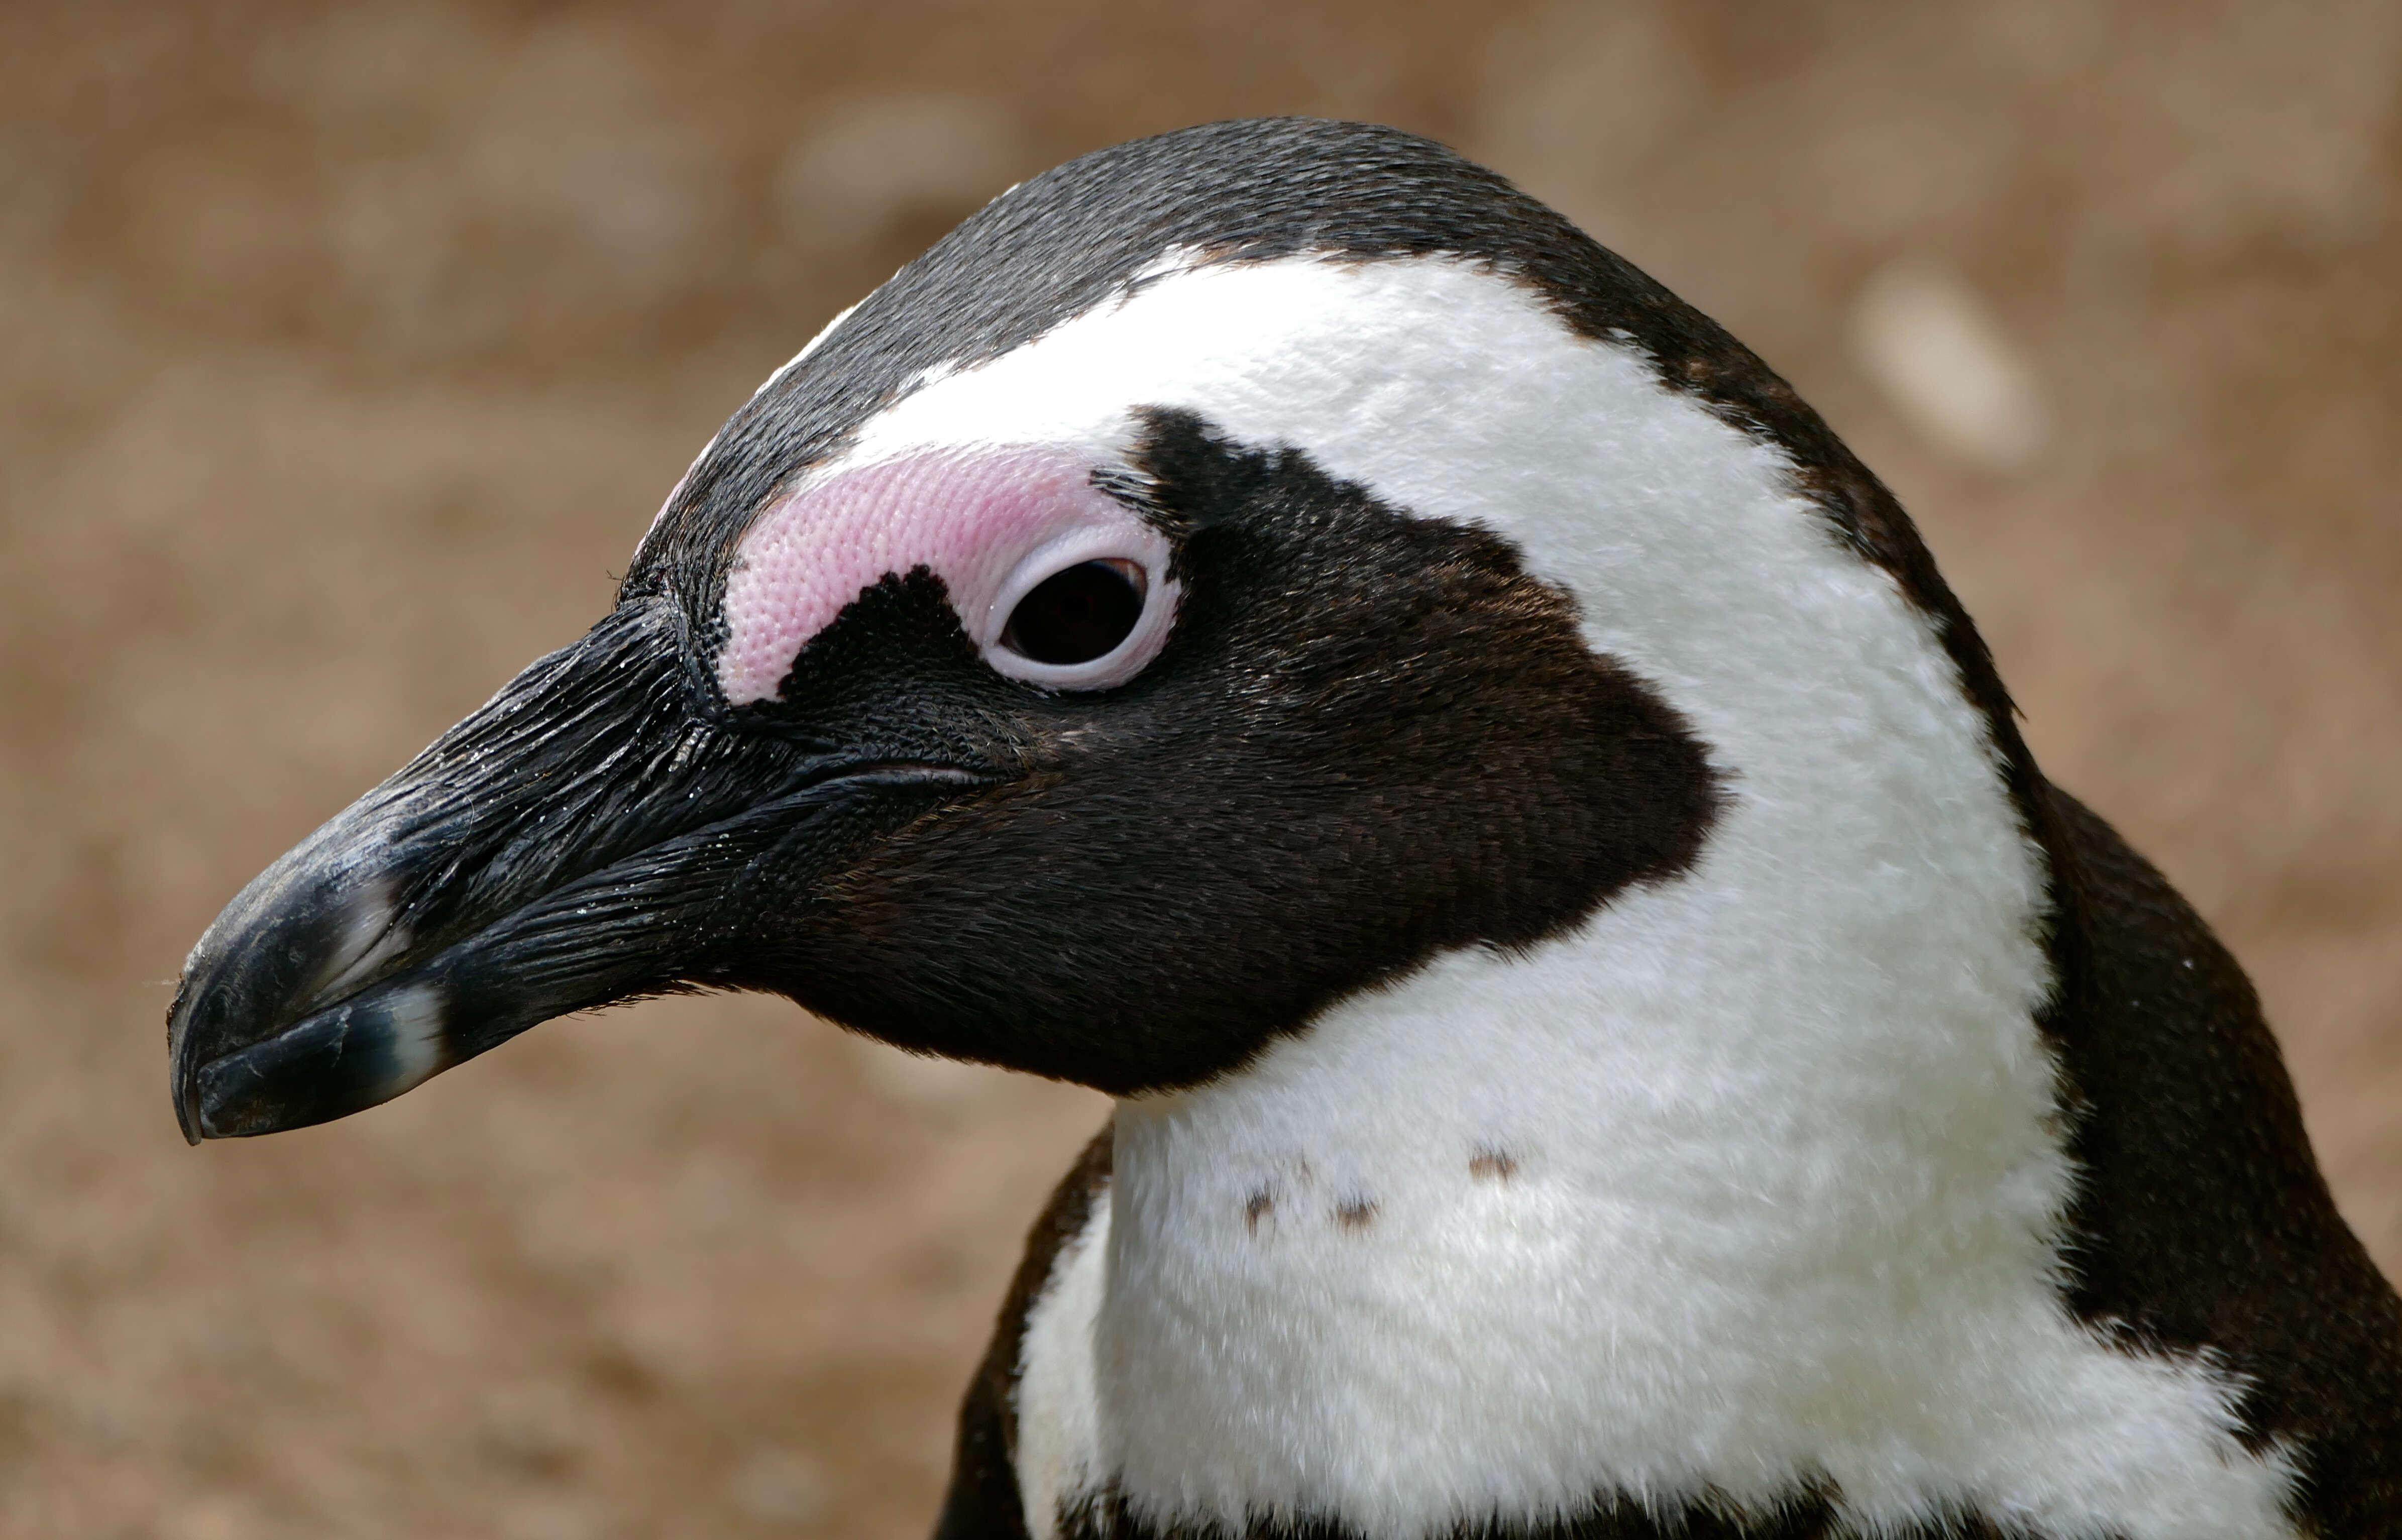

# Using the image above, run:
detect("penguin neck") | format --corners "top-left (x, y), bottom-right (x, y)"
top-left (1109, 738), bottom-right (2068, 1273)
top-left (1089, 680), bottom-right (2091, 1523)
top-left (1057, 589), bottom-right (2294, 1540)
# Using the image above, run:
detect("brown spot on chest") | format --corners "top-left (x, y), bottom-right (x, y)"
top-left (1244, 1187), bottom-right (1275, 1236)
top-left (1469, 1148), bottom-right (1519, 1182)
top-left (1333, 1197), bottom-right (1379, 1231)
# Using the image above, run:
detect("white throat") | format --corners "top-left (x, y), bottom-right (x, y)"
top-left (802, 255), bottom-right (2297, 1539)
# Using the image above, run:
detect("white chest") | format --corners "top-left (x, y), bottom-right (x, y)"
top-left (1011, 929), bottom-right (2298, 1540)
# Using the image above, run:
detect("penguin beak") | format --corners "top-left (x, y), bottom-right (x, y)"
top-left (167, 598), bottom-right (985, 1143)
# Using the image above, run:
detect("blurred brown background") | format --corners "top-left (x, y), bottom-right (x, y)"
top-left (0, 2), bottom-right (2396, 1536)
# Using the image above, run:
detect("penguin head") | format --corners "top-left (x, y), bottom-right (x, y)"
top-left (169, 118), bottom-right (2006, 1140)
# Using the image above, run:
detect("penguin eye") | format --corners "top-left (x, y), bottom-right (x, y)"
top-left (975, 513), bottom-right (1179, 692)
top-left (1000, 560), bottom-right (1147, 666)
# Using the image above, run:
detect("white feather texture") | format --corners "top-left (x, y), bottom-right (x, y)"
top-left (1017, 1194), bottom-right (1111, 1533)
top-left (797, 258), bottom-right (2296, 1540)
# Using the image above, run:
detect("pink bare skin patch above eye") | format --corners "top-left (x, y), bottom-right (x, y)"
top-left (716, 446), bottom-right (1156, 705)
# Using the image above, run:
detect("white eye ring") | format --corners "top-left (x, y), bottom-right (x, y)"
top-left (977, 521), bottom-right (1179, 691)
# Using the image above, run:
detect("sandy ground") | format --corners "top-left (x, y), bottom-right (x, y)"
top-left (0, 3), bottom-right (2396, 1536)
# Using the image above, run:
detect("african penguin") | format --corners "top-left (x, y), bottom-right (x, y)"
top-left (168, 118), bottom-right (2400, 1539)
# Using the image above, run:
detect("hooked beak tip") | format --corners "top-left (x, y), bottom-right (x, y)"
top-left (166, 852), bottom-right (447, 1142)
